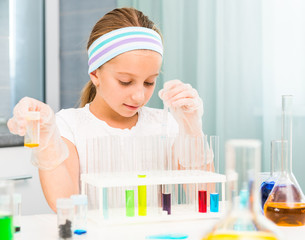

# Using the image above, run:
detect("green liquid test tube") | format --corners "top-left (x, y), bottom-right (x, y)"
top-left (0, 215), bottom-right (14, 240)
top-left (138, 175), bottom-right (147, 216)
top-left (125, 189), bottom-right (135, 217)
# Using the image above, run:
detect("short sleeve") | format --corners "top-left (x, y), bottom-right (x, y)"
top-left (56, 110), bottom-right (75, 145)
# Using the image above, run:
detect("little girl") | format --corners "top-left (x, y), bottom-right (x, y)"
top-left (7, 7), bottom-right (204, 212)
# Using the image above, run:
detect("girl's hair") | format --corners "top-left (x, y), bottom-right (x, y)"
top-left (79, 7), bottom-right (162, 107)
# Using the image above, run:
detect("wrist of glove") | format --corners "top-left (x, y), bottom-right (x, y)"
top-left (159, 79), bottom-right (204, 136)
top-left (7, 97), bottom-right (69, 170)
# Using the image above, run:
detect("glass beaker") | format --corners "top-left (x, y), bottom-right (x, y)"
top-left (264, 95), bottom-right (305, 226)
top-left (260, 140), bottom-right (282, 210)
top-left (0, 180), bottom-right (14, 240)
top-left (201, 140), bottom-right (281, 240)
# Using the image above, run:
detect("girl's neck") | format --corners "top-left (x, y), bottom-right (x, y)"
top-left (89, 98), bottom-right (138, 130)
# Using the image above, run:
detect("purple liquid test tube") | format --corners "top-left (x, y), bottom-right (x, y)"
top-left (162, 193), bottom-right (171, 215)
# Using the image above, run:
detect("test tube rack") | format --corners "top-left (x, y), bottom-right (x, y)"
top-left (81, 170), bottom-right (226, 224)
top-left (82, 134), bottom-right (226, 224)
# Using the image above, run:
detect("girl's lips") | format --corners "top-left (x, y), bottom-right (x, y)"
top-left (124, 104), bottom-right (140, 110)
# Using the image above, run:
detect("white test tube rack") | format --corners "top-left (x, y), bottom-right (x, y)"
top-left (81, 170), bottom-right (226, 225)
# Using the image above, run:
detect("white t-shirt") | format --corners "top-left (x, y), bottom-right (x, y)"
top-left (56, 104), bottom-right (179, 174)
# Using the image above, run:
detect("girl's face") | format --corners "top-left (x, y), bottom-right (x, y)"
top-left (90, 50), bottom-right (162, 118)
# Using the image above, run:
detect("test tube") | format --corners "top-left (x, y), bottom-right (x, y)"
top-left (70, 194), bottom-right (87, 235)
top-left (0, 180), bottom-right (14, 239)
top-left (24, 111), bottom-right (40, 148)
top-left (138, 174), bottom-right (147, 216)
top-left (210, 136), bottom-right (220, 212)
top-left (13, 193), bottom-right (22, 233)
top-left (125, 188), bottom-right (135, 217)
top-left (198, 135), bottom-right (208, 213)
top-left (57, 198), bottom-right (74, 240)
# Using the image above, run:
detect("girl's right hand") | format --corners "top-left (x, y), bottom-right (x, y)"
top-left (7, 97), bottom-right (54, 136)
top-left (7, 97), bottom-right (69, 170)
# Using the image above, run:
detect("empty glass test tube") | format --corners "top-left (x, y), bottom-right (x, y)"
top-left (24, 111), bottom-right (40, 148)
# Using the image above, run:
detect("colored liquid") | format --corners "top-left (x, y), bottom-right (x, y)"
top-left (125, 189), bottom-right (135, 217)
top-left (24, 143), bottom-right (39, 148)
top-left (138, 185), bottom-right (147, 216)
top-left (210, 193), bottom-right (219, 212)
top-left (0, 215), bottom-right (14, 240)
top-left (198, 190), bottom-right (207, 213)
top-left (162, 193), bottom-right (171, 215)
top-left (202, 232), bottom-right (278, 240)
top-left (264, 202), bottom-right (305, 226)
top-left (260, 181), bottom-right (275, 209)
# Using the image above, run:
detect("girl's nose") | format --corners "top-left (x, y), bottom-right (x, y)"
top-left (131, 87), bottom-right (145, 104)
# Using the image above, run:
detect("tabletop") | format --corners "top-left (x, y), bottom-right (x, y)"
top-left (15, 214), bottom-right (305, 240)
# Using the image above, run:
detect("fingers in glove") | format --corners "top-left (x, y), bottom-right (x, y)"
top-left (171, 98), bottom-right (200, 112)
top-left (166, 88), bottom-right (198, 106)
top-left (7, 118), bottom-right (27, 136)
top-left (163, 79), bottom-right (183, 90)
top-left (163, 83), bottom-right (192, 101)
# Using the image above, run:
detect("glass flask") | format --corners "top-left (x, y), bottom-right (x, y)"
top-left (264, 95), bottom-right (305, 227)
top-left (202, 140), bottom-right (281, 240)
top-left (260, 140), bottom-right (283, 210)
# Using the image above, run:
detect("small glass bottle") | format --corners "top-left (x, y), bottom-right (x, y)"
top-left (201, 140), bottom-right (281, 240)
top-left (24, 111), bottom-right (40, 148)
top-left (264, 95), bottom-right (305, 226)
top-left (13, 193), bottom-right (22, 233)
top-left (260, 140), bottom-right (282, 210)
top-left (0, 180), bottom-right (14, 240)
top-left (57, 198), bottom-right (74, 240)
top-left (70, 195), bottom-right (87, 235)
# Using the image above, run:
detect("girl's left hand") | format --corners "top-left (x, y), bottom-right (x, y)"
top-left (158, 79), bottom-right (203, 136)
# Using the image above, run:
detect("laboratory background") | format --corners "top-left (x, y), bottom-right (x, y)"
top-left (1, 0), bottom-right (305, 236)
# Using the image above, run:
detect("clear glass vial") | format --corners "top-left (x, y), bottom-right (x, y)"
top-left (70, 195), bottom-right (87, 235)
top-left (24, 111), bottom-right (40, 148)
top-left (201, 140), bottom-right (281, 240)
top-left (57, 198), bottom-right (74, 240)
top-left (13, 193), bottom-right (22, 233)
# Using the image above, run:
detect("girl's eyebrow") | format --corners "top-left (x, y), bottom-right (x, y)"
top-left (116, 72), bottom-right (159, 77)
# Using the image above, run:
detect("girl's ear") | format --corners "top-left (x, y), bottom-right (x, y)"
top-left (89, 70), bottom-right (100, 87)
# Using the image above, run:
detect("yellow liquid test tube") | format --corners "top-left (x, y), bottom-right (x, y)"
top-left (138, 175), bottom-right (147, 216)
top-left (24, 111), bottom-right (40, 148)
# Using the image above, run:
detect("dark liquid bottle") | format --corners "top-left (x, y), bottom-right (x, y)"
top-left (260, 180), bottom-right (275, 208)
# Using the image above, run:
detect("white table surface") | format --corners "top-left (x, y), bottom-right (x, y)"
top-left (15, 214), bottom-right (305, 240)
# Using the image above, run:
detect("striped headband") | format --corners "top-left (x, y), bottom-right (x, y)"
top-left (88, 26), bottom-right (163, 74)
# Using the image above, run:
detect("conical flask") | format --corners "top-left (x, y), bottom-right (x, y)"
top-left (260, 140), bottom-right (282, 210)
top-left (202, 140), bottom-right (281, 240)
top-left (264, 95), bottom-right (305, 226)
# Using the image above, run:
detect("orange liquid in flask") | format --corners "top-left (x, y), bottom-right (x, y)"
top-left (202, 232), bottom-right (278, 240)
top-left (264, 202), bottom-right (305, 226)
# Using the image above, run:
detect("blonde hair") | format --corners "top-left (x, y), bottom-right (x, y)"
top-left (79, 7), bottom-right (162, 107)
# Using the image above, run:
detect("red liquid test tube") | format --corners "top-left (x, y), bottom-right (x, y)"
top-left (198, 190), bottom-right (207, 213)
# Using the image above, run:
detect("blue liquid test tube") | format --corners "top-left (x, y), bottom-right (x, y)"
top-left (210, 193), bottom-right (219, 212)
top-left (210, 135), bottom-right (220, 212)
